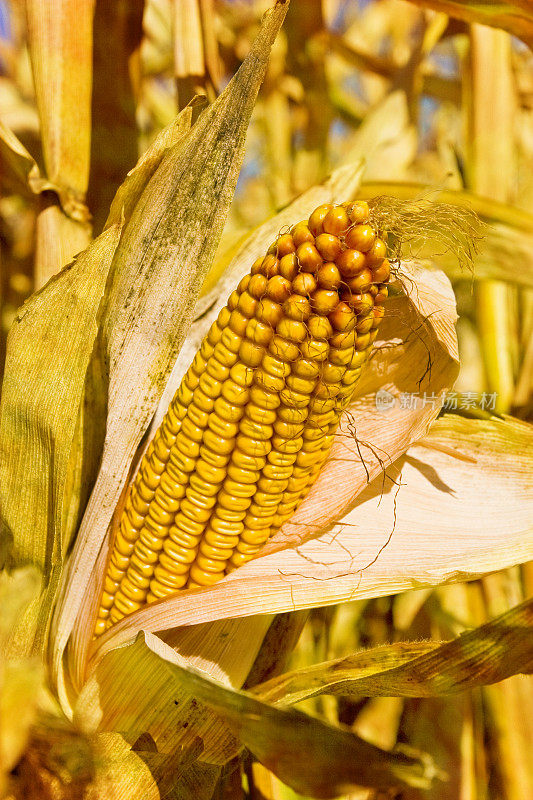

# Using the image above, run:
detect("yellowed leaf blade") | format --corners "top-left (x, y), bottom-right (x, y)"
top-left (360, 181), bottom-right (533, 287)
top-left (255, 597), bottom-right (533, 705)
top-left (78, 632), bottom-right (439, 797)
top-left (52, 0), bottom-right (289, 702)
top-left (25, 0), bottom-right (94, 220)
top-left (88, 732), bottom-right (211, 800)
top-left (403, 0), bottom-right (533, 50)
top-left (0, 569), bottom-right (44, 783)
top-left (75, 630), bottom-right (241, 767)
top-left (0, 567), bottom-right (41, 656)
top-left (34, 202), bottom-right (92, 290)
top-left (0, 225), bottom-right (122, 656)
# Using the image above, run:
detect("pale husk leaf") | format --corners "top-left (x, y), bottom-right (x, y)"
top-left (93, 361), bottom-right (532, 657)
top-left (345, 89), bottom-right (417, 181)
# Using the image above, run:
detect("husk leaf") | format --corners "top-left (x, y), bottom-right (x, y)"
top-left (91, 383), bottom-right (533, 659)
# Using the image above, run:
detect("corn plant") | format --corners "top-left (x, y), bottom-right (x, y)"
top-left (1, 1), bottom-right (532, 798)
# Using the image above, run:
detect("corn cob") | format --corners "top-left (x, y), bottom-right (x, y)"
top-left (95, 201), bottom-right (390, 635)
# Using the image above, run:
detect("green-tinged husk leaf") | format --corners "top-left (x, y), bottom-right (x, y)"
top-left (0, 226), bottom-right (122, 655)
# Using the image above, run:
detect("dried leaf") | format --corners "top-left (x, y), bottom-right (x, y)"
top-left (93, 381), bottom-right (533, 656)
top-left (254, 595), bottom-right (533, 705)
top-left (34, 202), bottom-right (92, 289)
top-left (87, 732), bottom-right (212, 800)
top-left (0, 225), bottom-right (122, 656)
top-left (0, 566), bottom-right (41, 656)
top-left (0, 569), bottom-right (44, 788)
top-left (0, 119), bottom-right (55, 196)
top-left (0, 121), bottom-right (92, 288)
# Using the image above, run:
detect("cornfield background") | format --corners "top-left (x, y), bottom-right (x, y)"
top-left (1, 1), bottom-right (532, 799)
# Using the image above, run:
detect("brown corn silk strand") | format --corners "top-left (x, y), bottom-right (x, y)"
top-left (95, 201), bottom-right (391, 634)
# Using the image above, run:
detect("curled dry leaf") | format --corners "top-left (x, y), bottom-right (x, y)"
top-left (0, 120), bottom-right (57, 197)
top-left (254, 593), bottom-right (533, 705)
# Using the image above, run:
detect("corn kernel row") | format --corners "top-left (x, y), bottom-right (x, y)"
top-left (95, 200), bottom-right (390, 634)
